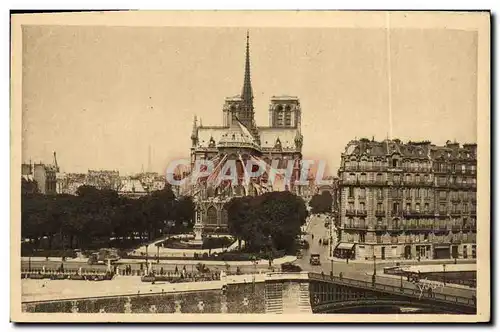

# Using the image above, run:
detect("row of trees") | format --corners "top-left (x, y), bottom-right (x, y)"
top-left (21, 185), bottom-right (194, 251)
top-left (225, 191), bottom-right (308, 255)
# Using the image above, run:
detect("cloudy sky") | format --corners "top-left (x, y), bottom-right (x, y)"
top-left (21, 25), bottom-right (478, 175)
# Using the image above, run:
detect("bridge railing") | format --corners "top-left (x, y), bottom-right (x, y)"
top-left (308, 272), bottom-right (475, 307)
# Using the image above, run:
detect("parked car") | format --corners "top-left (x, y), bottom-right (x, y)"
top-left (87, 248), bottom-right (120, 265)
top-left (281, 263), bottom-right (302, 272)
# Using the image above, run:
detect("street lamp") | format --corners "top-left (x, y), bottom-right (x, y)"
top-left (329, 217), bottom-right (334, 276)
top-left (443, 264), bottom-right (446, 285)
top-left (373, 255), bottom-right (377, 276)
top-left (372, 255), bottom-right (377, 286)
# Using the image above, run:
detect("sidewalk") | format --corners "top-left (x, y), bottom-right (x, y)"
top-left (329, 256), bottom-right (476, 266)
top-left (376, 269), bottom-right (475, 291)
top-left (21, 255), bottom-right (297, 266)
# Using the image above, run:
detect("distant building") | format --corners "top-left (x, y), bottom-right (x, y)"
top-left (336, 138), bottom-right (477, 261)
top-left (22, 152), bottom-right (60, 195)
top-left (56, 173), bottom-right (86, 195)
top-left (119, 177), bottom-right (147, 199)
top-left (85, 170), bottom-right (121, 191)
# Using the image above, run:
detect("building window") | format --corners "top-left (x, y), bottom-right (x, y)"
top-left (360, 173), bottom-right (367, 182)
top-left (392, 159), bottom-right (398, 168)
top-left (405, 174), bottom-right (412, 183)
top-left (439, 203), bottom-right (446, 213)
top-left (393, 202), bottom-right (400, 213)
top-left (377, 203), bottom-right (382, 212)
top-left (393, 174), bottom-right (400, 182)
top-left (416, 188), bottom-right (421, 198)
top-left (405, 188), bottom-right (411, 198)
top-left (416, 203), bottom-right (420, 212)
top-left (472, 245), bottom-right (476, 258)
top-left (461, 164), bottom-right (466, 173)
top-left (359, 217), bottom-right (366, 228)
top-left (348, 187), bottom-right (354, 198)
top-left (376, 173), bottom-right (383, 182)
top-left (284, 111), bottom-right (292, 126)
top-left (377, 217), bottom-right (383, 226)
top-left (424, 203), bottom-right (429, 212)
top-left (358, 187), bottom-right (366, 199)
top-left (463, 203), bottom-right (468, 213)
top-left (360, 202), bottom-right (365, 211)
top-left (360, 233), bottom-right (365, 243)
top-left (376, 188), bottom-right (383, 199)
top-left (348, 217), bottom-right (354, 227)
top-left (348, 202), bottom-right (354, 211)
top-left (406, 203), bottom-right (411, 212)
top-left (439, 191), bottom-right (447, 199)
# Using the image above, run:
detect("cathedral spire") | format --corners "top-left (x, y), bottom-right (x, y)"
top-left (241, 30), bottom-right (254, 107)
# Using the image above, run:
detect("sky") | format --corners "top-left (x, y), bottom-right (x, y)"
top-left (21, 25), bottom-right (478, 176)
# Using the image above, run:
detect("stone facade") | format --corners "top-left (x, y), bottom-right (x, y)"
top-left (336, 139), bottom-right (477, 261)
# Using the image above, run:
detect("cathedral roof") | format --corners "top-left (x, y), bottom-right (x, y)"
top-left (217, 118), bottom-right (260, 151)
top-left (259, 127), bottom-right (300, 150)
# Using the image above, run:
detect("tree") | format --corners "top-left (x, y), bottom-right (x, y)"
top-left (226, 191), bottom-right (307, 254)
top-left (309, 191), bottom-right (333, 214)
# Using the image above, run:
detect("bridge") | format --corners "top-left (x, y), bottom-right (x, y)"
top-left (22, 271), bottom-right (476, 314)
top-left (307, 272), bottom-right (476, 314)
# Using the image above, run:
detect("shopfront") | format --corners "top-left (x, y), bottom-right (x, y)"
top-left (334, 242), bottom-right (355, 260)
top-left (433, 244), bottom-right (450, 259)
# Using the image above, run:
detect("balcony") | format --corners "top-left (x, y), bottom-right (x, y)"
top-left (341, 179), bottom-right (358, 186)
top-left (390, 237), bottom-right (400, 244)
top-left (388, 180), bottom-right (403, 187)
top-left (356, 209), bottom-right (368, 217)
top-left (375, 225), bottom-right (387, 232)
top-left (434, 225), bottom-right (449, 232)
top-left (345, 209), bottom-right (356, 217)
top-left (405, 224), bottom-right (433, 231)
top-left (437, 211), bottom-right (448, 217)
top-left (342, 165), bottom-right (388, 172)
top-left (403, 210), bottom-right (426, 218)
top-left (462, 224), bottom-right (471, 232)
top-left (391, 210), bottom-right (402, 217)
top-left (452, 238), bottom-right (462, 244)
top-left (450, 210), bottom-right (462, 217)
top-left (470, 209), bottom-right (477, 216)
top-left (375, 210), bottom-right (386, 217)
top-left (388, 225), bottom-right (404, 233)
top-left (451, 225), bottom-right (462, 232)
top-left (343, 224), bottom-right (368, 231)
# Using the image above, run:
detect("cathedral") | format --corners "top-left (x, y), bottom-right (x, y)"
top-left (182, 32), bottom-right (304, 233)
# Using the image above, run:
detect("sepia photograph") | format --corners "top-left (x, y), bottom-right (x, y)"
top-left (10, 10), bottom-right (490, 323)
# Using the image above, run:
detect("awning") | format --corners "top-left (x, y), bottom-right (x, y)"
top-left (336, 243), bottom-right (355, 250)
top-left (434, 245), bottom-right (450, 249)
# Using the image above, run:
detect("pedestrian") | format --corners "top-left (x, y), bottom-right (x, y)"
top-left (175, 266), bottom-right (179, 275)
top-left (160, 267), bottom-right (164, 275)
top-left (346, 257), bottom-right (349, 264)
